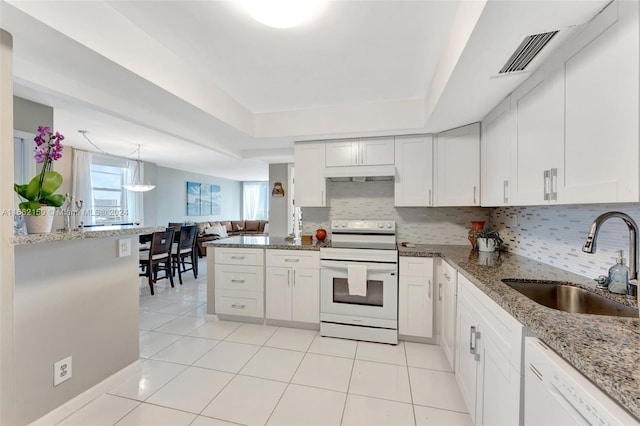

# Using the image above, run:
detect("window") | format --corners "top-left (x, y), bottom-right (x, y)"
top-left (90, 162), bottom-right (127, 224)
top-left (243, 182), bottom-right (269, 220)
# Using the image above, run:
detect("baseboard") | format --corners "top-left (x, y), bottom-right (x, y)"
top-left (29, 360), bottom-right (141, 426)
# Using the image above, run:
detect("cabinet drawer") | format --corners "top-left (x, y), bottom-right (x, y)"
top-left (216, 295), bottom-right (260, 317)
top-left (215, 248), bottom-right (264, 266)
top-left (400, 257), bottom-right (432, 277)
top-left (215, 265), bottom-right (263, 292)
top-left (266, 250), bottom-right (319, 268)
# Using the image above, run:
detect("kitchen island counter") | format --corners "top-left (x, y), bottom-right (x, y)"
top-left (401, 244), bottom-right (640, 420)
top-left (11, 225), bottom-right (162, 245)
top-left (205, 235), bottom-right (329, 251)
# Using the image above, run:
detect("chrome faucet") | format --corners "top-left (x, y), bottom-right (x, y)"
top-left (582, 211), bottom-right (638, 281)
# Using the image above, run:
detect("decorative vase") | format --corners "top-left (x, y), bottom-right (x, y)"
top-left (24, 206), bottom-right (56, 234)
top-left (468, 221), bottom-right (486, 248)
top-left (476, 237), bottom-right (496, 253)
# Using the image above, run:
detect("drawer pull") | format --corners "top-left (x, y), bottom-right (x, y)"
top-left (231, 303), bottom-right (246, 309)
top-left (284, 258), bottom-right (300, 262)
top-left (230, 256), bottom-right (246, 260)
top-left (231, 279), bottom-right (246, 284)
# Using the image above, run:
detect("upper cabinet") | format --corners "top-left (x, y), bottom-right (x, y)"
top-left (394, 135), bottom-right (433, 207)
top-left (294, 142), bottom-right (326, 207)
top-left (325, 137), bottom-right (394, 167)
top-left (560, 0), bottom-right (639, 203)
top-left (481, 98), bottom-right (513, 207)
top-left (434, 123), bottom-right (481, 207)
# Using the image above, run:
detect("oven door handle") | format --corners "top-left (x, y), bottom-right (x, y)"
top-left (320, 260), bottom-right (397, 273)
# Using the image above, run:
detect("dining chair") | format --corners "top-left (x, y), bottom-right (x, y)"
top-left (139, 227), bottom-right (175, 295)
top-left (172, 225), bottom-right (197, 285)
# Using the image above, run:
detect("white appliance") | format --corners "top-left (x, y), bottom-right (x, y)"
top-left (320, 220), bottom-right (398, 344)
top-left (525, 337), bottom-right (638, 425)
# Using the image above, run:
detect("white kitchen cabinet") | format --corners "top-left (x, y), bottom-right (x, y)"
top-left (399, 257), bottom-right (434, 338)
top-left (325, 137), bottom-right (394, 167)
top-left (266, 250), bottom-right (320, 324)
top-left (294, 142), bottom-right (326, 207)
top-left (481, 98), bottom-right (513, 207)
top-left (214, 248), bottom-right (265, 319)
top-left (438, 260), bottom-right (457, 371)
top-left (560, 0), bottom-right (639, 204)
top-left (394, 135), bottom-right (433, 207)
top-left (434, 123), bottom-right (480, 206)
top-left (510, 60), bottom-right (564, 206)
top-left (455, 274), bottom-right (523, 425)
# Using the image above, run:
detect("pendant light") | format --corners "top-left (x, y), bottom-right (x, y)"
top-left (123, 144), bottom-right (155, 192)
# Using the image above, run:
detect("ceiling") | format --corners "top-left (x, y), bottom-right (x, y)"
top-left (0, 0), bottom-right (609, 181)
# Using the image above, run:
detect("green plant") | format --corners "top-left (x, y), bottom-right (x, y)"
top-left (473, 229), bottom-right (503, 248)
top-left (14, 126), bottom-right (65, 214)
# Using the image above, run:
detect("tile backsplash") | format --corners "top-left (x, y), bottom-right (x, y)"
top-left (301, 180), bottom-right (489, 245)
top-left (493, 203), bottom-right (640, 279)
top-left (301, 180), bottom-right (640, 280)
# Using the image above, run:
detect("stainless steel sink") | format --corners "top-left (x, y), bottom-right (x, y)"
top-left (502, 279), bottom-right (639, 317)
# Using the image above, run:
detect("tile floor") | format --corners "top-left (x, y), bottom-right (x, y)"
top-left (54, 259), bottom-right (471, 426)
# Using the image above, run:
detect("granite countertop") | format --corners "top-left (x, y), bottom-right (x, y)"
top-left (401, 244), bottom-right (640, 420)
top-left (204, 235), bottom-right (330, 250)
top-left (11, 225), bottom-right (164, 245)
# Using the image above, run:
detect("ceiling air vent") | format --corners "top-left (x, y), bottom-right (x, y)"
top-left (499, 31), bottom-right (559, 74)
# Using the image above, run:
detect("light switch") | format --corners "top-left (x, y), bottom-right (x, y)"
top-left (118, 238), bottom-right (132, 257)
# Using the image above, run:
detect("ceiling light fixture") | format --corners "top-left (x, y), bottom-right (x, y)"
top-left (240, 0), bottom-right (327, 29)
top-left (123, 144), bottom-right (156, 192)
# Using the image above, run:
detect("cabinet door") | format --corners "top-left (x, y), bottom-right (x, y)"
top-left (476, 332), bottom-right (520, 425)
top-left (266, 267), bottom-right (292, 321)
top-left (360, 137), bottom-right (394, 165)
top-left (294, 143), bottom-right (327, 207)
top-left (481, 98), bottom-right (513, 206)
top-left (399, 257), bottom-right (434, 338)
top-left (455, 296), bottom-right (479, 423)
top-left (292, 267), bottom-right (320, 324)
top-left (434, 123), bottom-right (480, 206)
top-left (561, 0), bottom-right (639, 203)
top-left (325, 139), bottom-right (358, 167)
top-left (394, 135), bottom-right (433, 207)
top-left (510, 64), bottom-right (563, 206)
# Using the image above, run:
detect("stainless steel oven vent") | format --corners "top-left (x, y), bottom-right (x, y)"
top-left (499, 31), bottom-right (559, 74)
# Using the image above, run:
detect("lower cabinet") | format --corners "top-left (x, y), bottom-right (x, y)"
top-left (214, 248), bottom-right (265, 318)
top-left (399, 257), bottom-right (434, 338)
top-left (438, 260), bottom-right (457, 370)
top-left (266, 250), bottom-right (320, 324)
top-left (455, 274), bottom-right (523, 425)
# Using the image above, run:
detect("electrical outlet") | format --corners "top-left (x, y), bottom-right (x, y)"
top-left (118, 238), bottom-right (131, 257)
top-left (54, 356), bottom-right (72, 386)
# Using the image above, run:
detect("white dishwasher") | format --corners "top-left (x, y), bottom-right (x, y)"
top-left (525, 337), bottom-right (638, 425)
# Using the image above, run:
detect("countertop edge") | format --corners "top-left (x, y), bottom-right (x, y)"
top-left (11, 226), bottom-right (164, 245)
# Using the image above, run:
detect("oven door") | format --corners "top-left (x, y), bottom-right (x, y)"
top-left (320, 260), bottom-right (398, 321)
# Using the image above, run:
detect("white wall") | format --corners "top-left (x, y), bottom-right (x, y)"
top-left (268, 163), bottom-right (291, 237)
top-left (150, 165), bottom-right (242, 226)
top-left (302, 180), bottom-right (490, 244)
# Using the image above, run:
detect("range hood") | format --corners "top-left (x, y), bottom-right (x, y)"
top-left (324, 165), bottom-right (396, 182)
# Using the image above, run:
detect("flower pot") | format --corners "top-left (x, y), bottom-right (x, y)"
top-left (476, 237), bottom-right (496, 253)
top-left (468, 221), bottom-right (486, 248)
top-left (24, 206), bottom-right (56, 234)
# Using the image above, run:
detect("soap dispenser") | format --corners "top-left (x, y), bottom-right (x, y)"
top-left (608, 250), bottom-right (630, 295)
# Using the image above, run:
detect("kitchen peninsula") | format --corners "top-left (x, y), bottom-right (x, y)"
top-left (11, 225), bottom-right (160, 424)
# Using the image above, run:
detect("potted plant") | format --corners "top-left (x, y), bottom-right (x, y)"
top-left (14, 126), bottom-right (65, 234)
top-left (473, 229), bottom-right (503, 253)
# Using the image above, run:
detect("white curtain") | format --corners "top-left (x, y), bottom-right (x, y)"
top-left (124, 161), bottom-right (143, 224)
top-left (243, 183), bottom-right (261, 220)
top-left (72, 149), bottom-right (95, 226)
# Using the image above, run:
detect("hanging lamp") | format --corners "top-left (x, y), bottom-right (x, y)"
top-left (123, 144), bottom-right (155, 192)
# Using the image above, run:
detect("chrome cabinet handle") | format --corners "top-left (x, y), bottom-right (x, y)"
top-left (230, 256), bottom-right (245, 260)
top-left (503, 180), bottom-right (509, 204)
top-left (543, 170), bottom-right (550, 201)
top-left (287, 269), bottom-right (291, 287)
top-left (438, 282), bottom-right (443, 301)
top-left (284, 258), bottom-right (300, 262)
top-left (473, 186), bottom-right (477, 204)
top-left (293, 270), bottom-right (296, 286)
top-left (231, 304), bottom-right (245, 309)
top-left (469, 326), bottom-right (476, 354)
top-left (550, 168), bottom-right (558, 201)
top-left (428, 280), bottom-right (432, 298)
top-left (428, 189), bottom-right (432, 206)
top-left (231, 279), bottom-right (245, 283)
